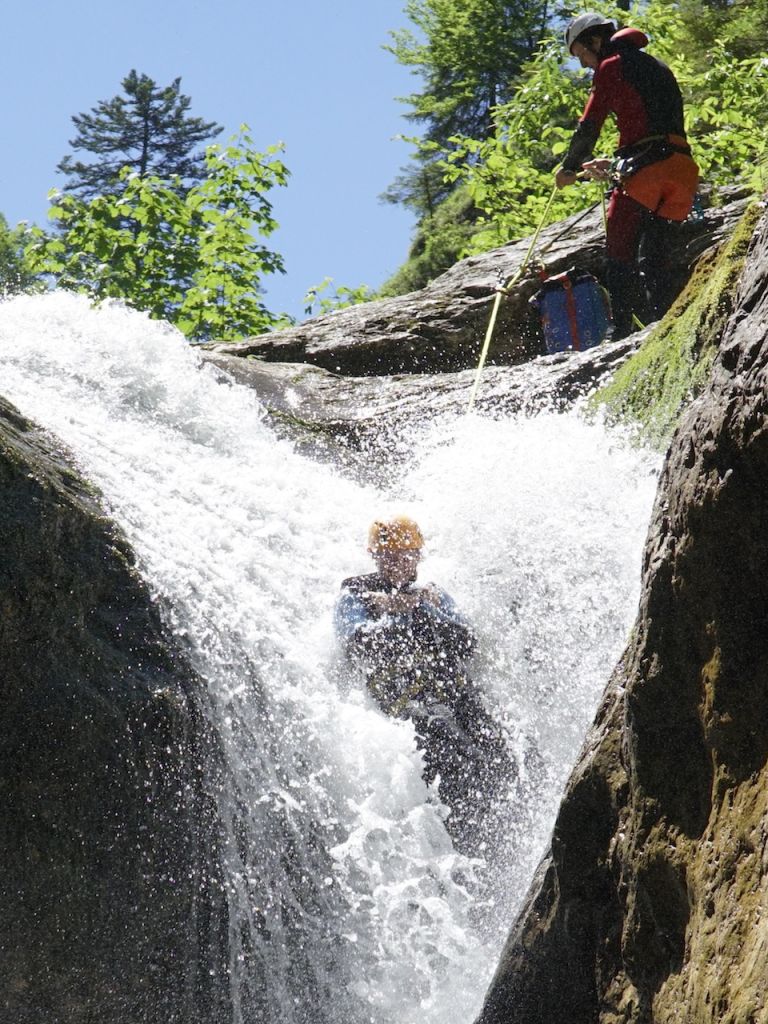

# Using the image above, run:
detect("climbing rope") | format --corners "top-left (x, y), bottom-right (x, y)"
top-left (466, 184), bottom-right (559, 413)
top-left (466, 174), bottom-right (646, 413)
top-left (536, 196), bottom-right (602, 261)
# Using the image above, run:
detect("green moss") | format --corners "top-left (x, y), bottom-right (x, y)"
top-left (592, 203), bottom-right (762, 448)
top-left (267, 407), bottom-right (328, 435)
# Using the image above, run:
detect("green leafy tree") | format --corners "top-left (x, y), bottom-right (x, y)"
top-left (29, 129), bottom-right (290, 341)
top-left (640, 2), bottom-right (768, 192)
top-left (442, 36), bottom-right (599, 251)
top-left (58, 70), bottom-right (223, 199)
top-left (443, 0), bottom-right (768, 255)
top-left (0, 214), bottom-right (39, 295)
top-left (657, 0), bottom-right (768, 65)
top-left (381, 0), bottom-right (551, 293)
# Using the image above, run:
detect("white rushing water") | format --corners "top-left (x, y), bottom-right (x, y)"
top-left (0, 293), bottom-right (659, 1024)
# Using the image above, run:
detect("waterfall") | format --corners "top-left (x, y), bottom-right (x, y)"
top-left (0, 292), bottom-right (659, 1024)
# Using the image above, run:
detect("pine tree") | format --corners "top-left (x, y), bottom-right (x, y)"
top-left (57, 70), bottom-right (223, 198)
top-left (386, 0), bottom-right (551, 152)
top-left (382, 0), bottom-right (551, 293)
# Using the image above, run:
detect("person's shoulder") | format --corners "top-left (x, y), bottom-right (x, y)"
top-left (596, 52), bottom-right (622, 79)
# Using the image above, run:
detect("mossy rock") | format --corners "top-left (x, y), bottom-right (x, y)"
top-left (591, 202), bottom-right (763, 448)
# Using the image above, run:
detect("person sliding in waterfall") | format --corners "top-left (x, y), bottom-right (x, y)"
top-left (555, 12), bottom-right (699, 338)
top-left (334, 515), bottom-right (515, 854)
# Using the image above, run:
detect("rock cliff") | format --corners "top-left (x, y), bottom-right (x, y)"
top-left (206, 188), bottom-right (748, 376)
top-left (0, 400), bottom-right (231, 1024)
top-left (475, 203), bottom-right (768, 1023)
top-left (203, 331), bottom-right (647, 484)
top-left (199, 189), bottom-right (750, 488)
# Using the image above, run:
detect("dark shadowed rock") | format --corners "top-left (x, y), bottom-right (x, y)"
top-left (475, 205), bottom-right (768, 1023)
top-left (205, 188), bottom-right (750, 376)
top-left (0, 400), bottom-right (231, 1024)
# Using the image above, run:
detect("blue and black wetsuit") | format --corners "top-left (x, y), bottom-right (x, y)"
top-left (335, 572), bottom-right (516, 853)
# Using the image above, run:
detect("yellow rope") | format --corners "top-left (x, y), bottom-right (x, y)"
top-left (467, 184), bottom-right (558, 412)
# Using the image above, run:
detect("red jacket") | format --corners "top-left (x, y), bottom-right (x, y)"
top-left (562, 29), bottom-right (687, 172)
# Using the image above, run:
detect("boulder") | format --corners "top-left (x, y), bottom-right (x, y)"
top-left (205, 188), bottom-right (750, 376)
top-left (475, 205), bottom-right (768, 1022)
top-left (0, 400), bottom-right (231, 1024)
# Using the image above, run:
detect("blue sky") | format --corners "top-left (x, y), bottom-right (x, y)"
top-left (3, 1), bottom-right (418, 321)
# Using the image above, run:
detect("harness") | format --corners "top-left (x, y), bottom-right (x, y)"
top-left (613, 133), bottom-right (692, 181)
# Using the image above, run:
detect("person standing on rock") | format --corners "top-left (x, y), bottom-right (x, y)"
top-left (555, 12), bottom-right (699, 338)
top-left (334, 515), bottom-right (516, 854)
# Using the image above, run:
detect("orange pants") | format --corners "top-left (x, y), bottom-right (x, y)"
top-left (622, 150), bottom-right (700, 222)
top-left (605, 148), bottom-right (699, 332)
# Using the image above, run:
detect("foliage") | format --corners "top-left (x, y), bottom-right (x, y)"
top-left (591, 203), bottom-right (763, 446)
top-left (442, 36), bottom-right (608, 252)
top-left (671, 49), bottom-right (768, 195)
top-left (378, 184), bottom-right (480, 295)
top-left (58, 70), bottom-right (222, 199)
top-left (381, 0), bottom-right (551, 292)
top-left (0, 214), bottom-right (40, 295)
top-left (631, 2), bottom-right (768, 193)
top-left (386, 0), bottom-right (551, 150)
top-left (657, 0), bottom-right (768, 64)
top-left (302, 278), bottom-right (375, 318)
top-left (441, 0), bottom-right (768, 255)
top-left (28, 129), bottom-right (289, 341)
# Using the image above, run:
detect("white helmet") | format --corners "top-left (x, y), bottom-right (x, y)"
top-left (564, 12), bottom-right (616, 53)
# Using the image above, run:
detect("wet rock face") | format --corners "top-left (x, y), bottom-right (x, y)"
top-left (476, 208), bottom-right (768, 1024)
top-left (0, 400), bottom-right (230, 1024)
top-left (202, 331), bottom-right (646, 485)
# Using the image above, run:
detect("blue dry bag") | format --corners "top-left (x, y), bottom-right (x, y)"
top-left (529, 268), bottom-right (612, 354)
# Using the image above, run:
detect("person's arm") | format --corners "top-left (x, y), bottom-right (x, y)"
top-left (334, 587), bottom-right (406, 665)
top-left (558, 61), bottom-right (616, 182)
top-left (560, 120), bottom-right (602, 177)
top-left (334, 589), bottom-right (373, 652)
